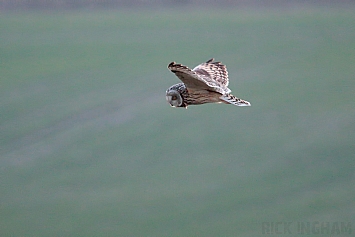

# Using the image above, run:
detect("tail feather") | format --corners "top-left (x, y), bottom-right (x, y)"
top-left (220, 94), bottom-right (251, 106)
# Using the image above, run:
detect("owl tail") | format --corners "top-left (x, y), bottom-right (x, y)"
top-left (220, 94), bottom-right (251, 106)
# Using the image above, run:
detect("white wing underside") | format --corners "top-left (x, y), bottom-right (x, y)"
top-left (192, 59), bottom-right (230, 87)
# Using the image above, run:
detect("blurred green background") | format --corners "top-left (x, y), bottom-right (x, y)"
top-left (1, 4), bottom-right (355, 237)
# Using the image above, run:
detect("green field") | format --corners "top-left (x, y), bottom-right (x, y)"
top-left (1, 7), bottom-right (355, 236)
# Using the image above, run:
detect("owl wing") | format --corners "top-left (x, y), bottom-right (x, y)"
top-left (193, 58), bottom-right (231, 93)
top-left (168, 61), bottom-right (226, 94)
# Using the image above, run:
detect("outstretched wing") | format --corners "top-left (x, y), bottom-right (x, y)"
top-left (168, 61), bottom-right (225, 94)
top-left (193, 58), bottom-right (230, 91)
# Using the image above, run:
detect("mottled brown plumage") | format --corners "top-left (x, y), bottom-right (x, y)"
top-left (166, 58), bottom-right (251, 108)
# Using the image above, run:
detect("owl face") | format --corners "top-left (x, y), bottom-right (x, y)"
top-left (165, 83), bottom-right (186, 108)
top-left (166, 89), bottom-right (183, 107)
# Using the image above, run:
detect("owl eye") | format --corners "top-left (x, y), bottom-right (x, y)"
top-left (171, 95), bottom-right (177, 100)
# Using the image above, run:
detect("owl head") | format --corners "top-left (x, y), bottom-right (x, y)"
top-left (166, 83), bottom-right (187, 108)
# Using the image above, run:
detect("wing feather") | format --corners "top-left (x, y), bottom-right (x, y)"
top-left (193, 58), bottom-right (230, 89)
top-left (168, 61), bottom-right (225, 94)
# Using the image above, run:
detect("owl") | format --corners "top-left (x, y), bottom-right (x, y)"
top-left (166, 58), bottom-right (251, 108)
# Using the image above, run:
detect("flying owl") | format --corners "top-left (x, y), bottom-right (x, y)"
top-left (166, 58), bottom-right (251, 108)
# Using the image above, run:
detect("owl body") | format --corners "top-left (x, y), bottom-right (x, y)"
top-left (166, 83), bottom-right (223, 108)
top-left (166, 58), bottom-right (251, 108)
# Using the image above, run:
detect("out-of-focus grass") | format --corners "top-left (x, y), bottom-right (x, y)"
top-left (1, 8), bottom-right (355, 236)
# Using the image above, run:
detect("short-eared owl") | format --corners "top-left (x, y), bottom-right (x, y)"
top-left (166, 58), bottom-right (251, 108)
